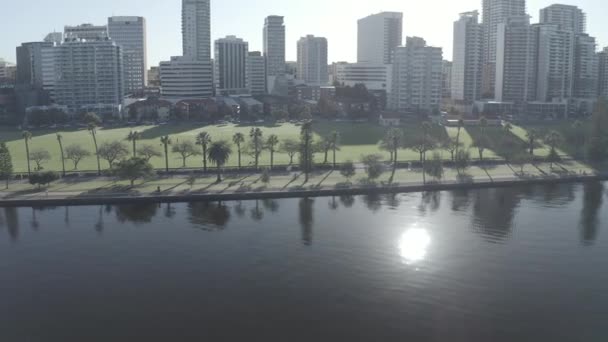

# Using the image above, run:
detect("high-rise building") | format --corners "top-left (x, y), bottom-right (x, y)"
top-left (64, 24), bottom-right (108, 40)
top-left (357, 12), bottom-right (403, 65)
top-left (0, 59), bottom-right (15, 80)
top-left (44, 32), bottom-right (63, 45)
top-left (452, 11), bottom-right (483, 103)
top-left (247, 52), bottom-right (266, 95)
top-left (182, 0), bottom-right (211, 61)
top-left (16, 42), bottom-right (54, 87)
top-left (335, 63), bottom-right (392, 93)
top-left (481, 0), bottom-right (526, 98)
top-left (263, 15), bottom-right (286, 94)
top-left (160, 57), bottom-right (213, 99)
top-left (54, 39), bottom-right (123, 115)
top-left (573, 34), bottom-right (598, 99)
top-left (530, 23), bottom-right (575, 102)
top-left (540, 4), bottom-right (586, 35)
top-left (494, 16), bottom-right (532, 103)
top-left (390, 37), bottom-right (443, 113)
top-left (108, 16), bottom-right (147, 94)
top-left (599, 48), bottom-right (608, 99)
top-left (297, 35), bottom-right (328, 85)
top-left (148, 67), bottom-right (160, 87)
top-left (214, 36), bottom-right (249, 95)
top-left (442, 61), bottom-right (453, 99)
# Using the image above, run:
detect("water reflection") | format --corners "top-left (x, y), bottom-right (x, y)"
top-left (115, 203), bottom-right (158, 225)
top-left (188, 202), bottom-right (231, 230)
top-left (299, 198), bottom-right (314, 246)
top-left (328, 196), bottom-right (339, 210)
top-left (262, 199), bottom-right (280, 213)
top-left (362, 193), bottom-right (382, 213)
top-left (450, 189), bottom-right (471, 212)
top-left (164, 203), bottom-right (176, 219)
top-left (234, 201), bottom-right (246, 218)
top-left (472, 188), bottom-right (519, 243)
top-left (250, 200), bottom-right (264, 221)
top-left (384, 193), bottom-right (401, 209)
top-left (398, 227), bottom-right (431, 264)
top-left (580, 182), bottom-right (604, 246)
top-left (419, 191), bottom-right (441, 214)
top-left (339, 195), bottom-right (355, 208)
top-left (95, 206), bottom-right (105, 233)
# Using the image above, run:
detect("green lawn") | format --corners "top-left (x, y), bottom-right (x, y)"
top-left (0, 120), bottom-right (588, 173)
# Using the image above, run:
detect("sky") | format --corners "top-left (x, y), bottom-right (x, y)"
top-left (1, 0), bottom-right (606, 66)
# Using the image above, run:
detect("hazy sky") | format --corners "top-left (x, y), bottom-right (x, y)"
top-left (1, 0), bottom-right (606, 66)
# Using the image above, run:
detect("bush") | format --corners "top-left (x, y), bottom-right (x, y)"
top-left (455, 150), bottom-right (471, 174)
top-left (340, 160), bottom-right (356, 181)
top-left (261, 168), bottom-right (271, 184)
top-left (29, 171), bottom-right (59, 188)
top-left (424, 153), bottom-right (444, 181)
top-left (361, 154), bottom-right (384, 180)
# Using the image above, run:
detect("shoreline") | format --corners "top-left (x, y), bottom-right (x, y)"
top-left (0, 173), bottom-right (605, 207)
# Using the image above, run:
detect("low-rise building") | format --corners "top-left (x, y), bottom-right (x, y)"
top-left (159, 56), bottom-right (213, 100)
top-left (379, 112), bottom-right (401, 127)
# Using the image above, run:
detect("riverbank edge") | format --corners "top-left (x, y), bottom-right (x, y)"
top-left (0, 174), bottom-right (606, 207)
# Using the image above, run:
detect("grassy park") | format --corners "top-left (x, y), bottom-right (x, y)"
top-left (0, 120), bottom-right (579, 174)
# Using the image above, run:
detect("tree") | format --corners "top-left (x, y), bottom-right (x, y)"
top-left (232, 133), bottom-right (245, 169)
top-left (172, 140), bottom-right (200, 167)
top-left (56, 134), bottom-right (66, 177)
top-left (472, 135), bottom-right (491, 162)
top-left (137, 145), bottom-right (162, 162)
top-left (281, 138), bottom-right (300, 165)
top-left (526, 129), bottom-right (540, 155)
top-left (455, 118), bottom-right (465, 155)
top-left (196, 131), bottom-right (212, 172)
top-left (260, 168), bottom-right (271, 185)
top-left (424, 152), bottom-right (444, 181)
top-left (83, 112), bottom-right (102, 126)
top-left (544, 130), bottom-right (563, 155)
top-left (160, 136), bottom-right (172, 172)
top-left (0, 142), bottom-right (13, 189)
top-left (65, 145), bottom-right (91, 170)
top-left (511, 153), bottom-right (531, 175)
top-left (340, 160), bottom-right (356, 183)
top-left (547, 149), bottom-right (561, 169)
top-left (300, 122), bottom-right (314, 182)
top-left (266, 134), bottom-right (280, 169)
top-left (503, 122), bottom-right (513, 135)
top-left (328, 131), bottom-right (341, 169)
top-left (29, 149), bottom-right (51, 171)
top-left (22, 131), bottom-right (32, 176)
top-left (319, 136), bottom-right (333, 164)
top-left (249, 128), bottom-right (264, 169)
top-left (384, 128), bottom-right (403, 170)
top-left (207, 140), bottom-right (233, 183)
top-left (587, 98), bottom-right (608, 162)
top-left (114, 158), bottom-right (154, 187)
top-left (98, 141), bottom-right (129, 169)
top-left (408, 134), bottom-right (436, 163)
top-left (361, 154), bottom-right (384, 181)
top-left (29, 171), bottom-right (59, 189)
top-left (88, 124), bottom-right (101, 175)
top-left (454, 150), bottom-right (471, 175)
top-left (441, 136), bottom-right (461, 161)
top-left (271, 109), bottom-right (289, 122)
top-left (126, 131), bottom-right (141, 158)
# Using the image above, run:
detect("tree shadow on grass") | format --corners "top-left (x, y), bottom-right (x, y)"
top-left (1, 189), bottom-right (41, 199)
top-left (76, 185), bottom-right (140, 197)
top-left (466, 126), bottom-right (527, 161)
top-left (139, 124), bottom-right (200, 140)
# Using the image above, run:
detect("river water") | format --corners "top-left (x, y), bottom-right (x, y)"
top-left (1, 182), bottom-right (607, 341)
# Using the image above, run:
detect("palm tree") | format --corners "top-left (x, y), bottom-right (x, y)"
top-left (421, 122), bottom-right (432, 163)
top-left (56, 133), bottom-right (66, 177)
top-left (456, 118), bottom-right (465, 155)
top-left (479, 116), bottom-right (488, 135)
top-left (22, 131), bottom-right (32, 176)
top-left (207, 140), bottom-right (233, 183)
top-left (160, 135), bottom-right (172, 173)
top-left (88, 124), bottom-right (101, 175)
top-left (126, 131), bottom-right (141, 158)
top-left (250, 128), bottom-right (264, 169)
top-left (329, 131), bottom-right (340, 169)
top-left (196, 132), bottom-right (211, 173)
top-left (232, 132), bottom-right (245, 170)
top-left (266, 134), bottom-right (279, 170)
top-left (526, 129), bottom-right (540, 155)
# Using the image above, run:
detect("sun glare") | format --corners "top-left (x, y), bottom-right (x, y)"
top-left (398, 228), bottom-right (431, 264)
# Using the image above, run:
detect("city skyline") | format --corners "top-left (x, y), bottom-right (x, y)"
top-left (1, 0), bottom-right (606, 66)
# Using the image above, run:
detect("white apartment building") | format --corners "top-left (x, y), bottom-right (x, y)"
top-left (335, 63), bottom-right (392, 93)
top-left (214, 36), bottom-right (249, 95)
top-left (297, 35), bottom-right (328, 86)
top-left (573, 34), bottom-right (598, 100)
top-left (357, 12), bottom-right (403, 65)
top-left (263, 15), bottom-right (286, 94)
top-left (532, 24), bottom-right (575, 102)
top-left (182, 0), bottom-right (211, 61)
top-left (64, 24), bottom-right (108, 40)
top-left (442, 61), bottom-right (452, 99)
top-left (54, 39), bottom-right (123, 115)
top-left (452, 11), bottom-right (483, 103)
top-left (481, 0), bottom-right (526, 98)
top-left (390, 37), bottom-right (443, 113)
top-left (495, 16), bottom-right (532, 103)
top-left (0, 59), bottom-right (15, 79)
top-left (247, 51), bottom-right (266, 95)
top-left (160, 57), bottom-right (213, 99)
top-left (540, 4), bottom-right (586, 35)
top-left (599, 48), bottom-right (608, 99)
top-left (108, 16), bottom-right (148, 95)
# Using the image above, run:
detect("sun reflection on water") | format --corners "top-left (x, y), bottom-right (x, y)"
top-left (398, 228), bottom-right (431, 264)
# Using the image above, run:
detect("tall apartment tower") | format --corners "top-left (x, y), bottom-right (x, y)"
top-left (247, 52), bottom-right (266, 95)
top-left (263, 15), bottom-right (286, 94)
top-left (598, 48), bottom-right (608, 99)
top-left (573, 34), bottom-right (598, 99)
top-left (297, 35), bottom-right (328, 85)
top-left (16, 42), bottom-right (54, 88)
top-left (452, 11), bottom-right (483, 103)
top-left (54, 39), bottom-right (123, 115)
top-left (182, 0), bottom-right (211, 61)
top-left (108, 16), bottom-right (147, 95)
top-left (494, 16), bottom-right (532, 103)
top-left (357, 12), bottom-right (403, 65)
top-left (214, 36), bottom-right (249, 95)
top-left (539, 4), bottom-right (586, 34)
top-left (442, 61), bottom-right (453, 99)
top-left (481, 0), bottom-right (526, 98)
top-left (64, 24), bottom-right (108, 40)
top-left (390, 37), bottom-right (443, 113)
